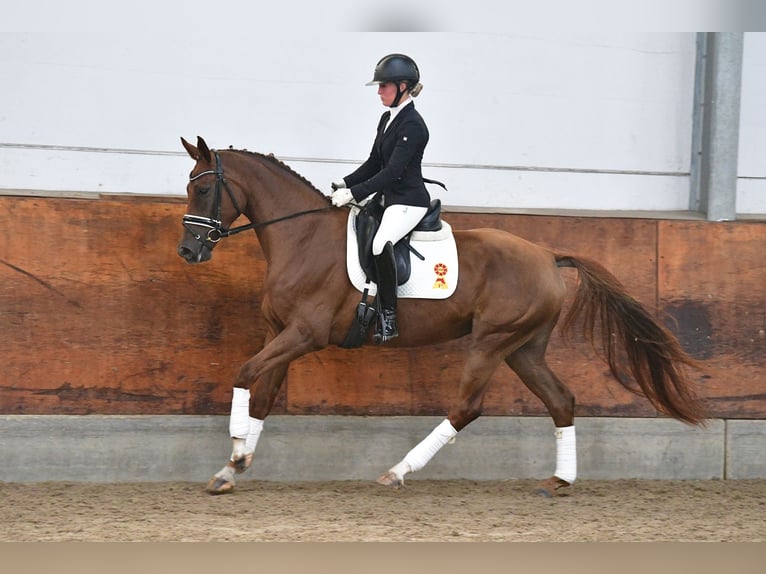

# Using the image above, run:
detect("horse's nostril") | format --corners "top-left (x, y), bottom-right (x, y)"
top-left (177, 245), bottom-right (194, 261)
top-left (178, 242), bottom-right (211, 263)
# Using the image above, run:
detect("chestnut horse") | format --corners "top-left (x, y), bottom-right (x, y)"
top-left (177, 136), bottom-right (705, 495)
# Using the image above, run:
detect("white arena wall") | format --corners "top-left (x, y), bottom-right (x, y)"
top-left (1, 31), bottom-right (764, 215)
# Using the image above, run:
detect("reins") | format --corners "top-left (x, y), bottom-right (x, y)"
top-left (183, 151), bottom-right (332, 245)
top-left (212, 205), bottom-right (333, 240)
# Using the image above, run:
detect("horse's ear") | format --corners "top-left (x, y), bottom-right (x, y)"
top-left (196, 136), bottom-right (212, 164)
top-left (180, 137), bottom-right (199, 160)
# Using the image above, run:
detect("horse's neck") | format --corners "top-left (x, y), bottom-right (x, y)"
top-left (242, 160), bottom-right (332, 265)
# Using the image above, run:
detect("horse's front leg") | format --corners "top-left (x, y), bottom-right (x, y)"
top-left (206, 325), bottom-right (320, 495)
top-left (206, 365), bottom-right (287, 494)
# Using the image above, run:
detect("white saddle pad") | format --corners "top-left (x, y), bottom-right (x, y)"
top-left (345, 206), bottom-right (458, 299)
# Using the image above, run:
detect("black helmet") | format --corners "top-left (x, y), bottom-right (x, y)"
top-left (366, 53), bottom-right (420, 88)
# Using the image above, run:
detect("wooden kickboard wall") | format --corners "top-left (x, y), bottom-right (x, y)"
top-left (1, 195), bottom-right (764, 418)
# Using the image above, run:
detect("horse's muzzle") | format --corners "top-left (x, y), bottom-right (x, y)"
top-left (177, 241), bottom-right (212, 264)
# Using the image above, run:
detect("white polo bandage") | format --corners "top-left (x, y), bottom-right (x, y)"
top-left (229, 387), bottom-right (251, 438)
top-left (402, 418), bottom-right (458, 473)
top-left (554, 425), bottom-right (577, 484)
top-left (246, 417), bottom-right (264, 453)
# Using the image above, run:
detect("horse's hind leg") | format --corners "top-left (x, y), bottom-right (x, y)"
top-left (505, 328), bottom-right (576, 497)
top-left (377, 346), bottom-right (503, 487)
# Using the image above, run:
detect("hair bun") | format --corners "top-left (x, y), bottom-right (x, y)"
top-left (410, 82), bottom-right (423, 97)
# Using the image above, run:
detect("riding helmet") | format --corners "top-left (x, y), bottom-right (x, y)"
top-left (366, 53), bottom-right (420, 88)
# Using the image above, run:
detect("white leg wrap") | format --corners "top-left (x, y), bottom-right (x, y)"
top-left (554, 425), bottom-right (577, 484)
top-left (231, 438), bottom-right (248, 460)
top-left (245, 417), bottom-right (264, 453)
top-left (401, 418), bottom-right (458, 474)
top-left (229, 387), bottom-right (251, 438)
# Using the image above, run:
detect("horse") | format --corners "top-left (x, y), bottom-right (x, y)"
top-left (177, 136), bottom-right (706, 495)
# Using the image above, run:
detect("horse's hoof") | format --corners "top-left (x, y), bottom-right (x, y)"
top-left (206, 476), bottom-right (235, 495)
top-left (231, 453), bottom-right (254, 474)
top-left (534, 476), bottom-right (571, 498)
top-left (376, 471), bottom-right (404, 488)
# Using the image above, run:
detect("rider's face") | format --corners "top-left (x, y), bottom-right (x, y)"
top-left (377, 82), bottom-right (406, 107)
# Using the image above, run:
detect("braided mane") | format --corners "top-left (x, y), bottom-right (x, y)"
top-left (223, 147), bottom-right (327, 199)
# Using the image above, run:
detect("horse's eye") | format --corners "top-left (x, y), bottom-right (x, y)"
top-left (197, 186), bottom-right (210, 196)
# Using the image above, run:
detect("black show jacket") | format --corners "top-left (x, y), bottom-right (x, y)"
top-left (344, 102), bottom-right (431, 208)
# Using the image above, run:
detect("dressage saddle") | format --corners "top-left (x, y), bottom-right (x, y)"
top-left (341, 195), bottom-right (443, 349)
top-left (355, 196), bottom-right (443, 285)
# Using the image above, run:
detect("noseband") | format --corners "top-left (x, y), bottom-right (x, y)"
top-left (182, 151), bottom-right (331, 246)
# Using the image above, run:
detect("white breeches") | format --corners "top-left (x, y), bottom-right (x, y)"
top-left (372, 204), bottom-right (428, 255)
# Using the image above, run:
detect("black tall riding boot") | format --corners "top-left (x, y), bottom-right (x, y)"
top-left (373, 241), bottom-right (398, 344)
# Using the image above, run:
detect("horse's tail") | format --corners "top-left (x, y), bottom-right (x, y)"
top-left (555, 253), bottom-right (707, 426)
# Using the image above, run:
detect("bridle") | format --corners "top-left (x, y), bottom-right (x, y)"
top-left (182, 151), bottom-right (332, 246)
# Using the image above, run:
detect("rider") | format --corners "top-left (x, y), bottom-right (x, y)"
top-left (330, 53), bottom-right (431, 344)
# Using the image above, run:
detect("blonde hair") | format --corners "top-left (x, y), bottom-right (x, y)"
top-left (410, 82), bottom-right (424, 98)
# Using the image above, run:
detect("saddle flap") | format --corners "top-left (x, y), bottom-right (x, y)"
top-left (355, 199), bottom-right (410, 285)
